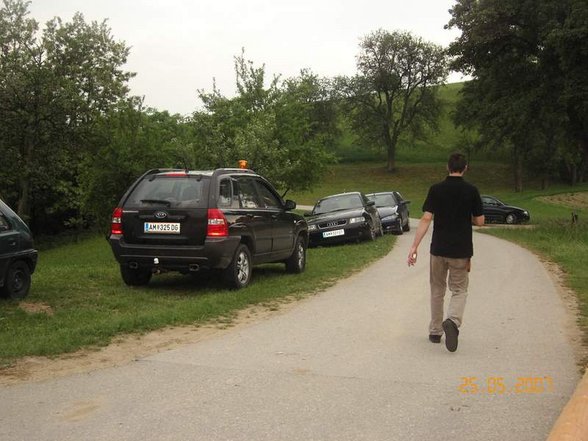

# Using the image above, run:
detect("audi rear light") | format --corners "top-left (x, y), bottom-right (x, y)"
top-left (111, 207), bottom-right (123, 235)
top-left (207, 209), bottom-right (228, 237)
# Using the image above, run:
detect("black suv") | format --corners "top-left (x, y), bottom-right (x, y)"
top-left (0, 199), bottom-right (38, 299)
top-left (109, 168), bottom-right (308, 289)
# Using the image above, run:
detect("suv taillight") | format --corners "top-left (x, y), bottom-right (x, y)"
top-left (207, 209), bottom-right (228, 237)
top-left (111, 207), bottom-right (123, 235)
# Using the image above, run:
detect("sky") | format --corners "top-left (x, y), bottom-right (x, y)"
top-left (28, 0), bottom-right (465, 116)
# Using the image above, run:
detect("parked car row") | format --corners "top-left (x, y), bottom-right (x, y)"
top-left (0, 166), bottom-right (532, 298)
top-left (304, 190), bottom-right (412, 247)
top-left (305, 192), bottom-right (382, 247)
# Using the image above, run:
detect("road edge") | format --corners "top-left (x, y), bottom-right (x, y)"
top-left (547, 368), bottom-right (588, 440)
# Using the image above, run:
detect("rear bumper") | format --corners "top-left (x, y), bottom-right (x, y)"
top-left (109, 235), bottom-right (241, 271)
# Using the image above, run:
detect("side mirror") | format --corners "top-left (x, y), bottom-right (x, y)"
top-left (367, 200), bottom-right (376, 207)
top-left (303, 211), bottom-right (313, 217)
top-left (284, 199), bottom-right (297, 211)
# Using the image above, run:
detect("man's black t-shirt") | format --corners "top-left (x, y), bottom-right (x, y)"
top-left (422, 176), bottom-right (483, 258)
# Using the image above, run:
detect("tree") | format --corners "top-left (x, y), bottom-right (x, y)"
top-left (78, 98), bottom-right (189, 230)
top-left (447, 0), bottom-right (588, 190)
top-left (0, 0), bottom-right (133, 226)
top-left (186, 53), bottom-right (335, 192)
top-left (549, 0), bottom-right (588, 183)
top-left (336, 30), bottom-right (448, 172)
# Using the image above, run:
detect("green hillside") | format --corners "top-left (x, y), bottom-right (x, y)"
top-left (331, 82), bottom-right (475, 163)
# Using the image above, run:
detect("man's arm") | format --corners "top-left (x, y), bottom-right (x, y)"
top-left (472, 214), bottom-right (485, 226)
top-left (407, 211), bottom-right (433, 266)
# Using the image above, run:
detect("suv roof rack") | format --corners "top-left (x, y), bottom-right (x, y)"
top-left (213, 168), bottom-right (255, 177)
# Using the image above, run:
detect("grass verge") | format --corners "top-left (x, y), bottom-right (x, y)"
top-left (0, 234), bottom-right (396, 366)
top-left (482, 221), bottom-right (588, 339)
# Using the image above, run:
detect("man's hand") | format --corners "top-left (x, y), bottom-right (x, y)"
top-left (408, 212), bottom-right (432, 267)
top-left (407, 248), bottom-right (418, 267)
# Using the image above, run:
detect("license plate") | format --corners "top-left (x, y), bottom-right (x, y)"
top-left (144, 222), bottom-right (180, 234)
top-left (323, 229), bottom-right (344, 238)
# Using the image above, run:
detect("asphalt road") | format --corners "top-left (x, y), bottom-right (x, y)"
top-left (0, 222), bottom-right (581, 441)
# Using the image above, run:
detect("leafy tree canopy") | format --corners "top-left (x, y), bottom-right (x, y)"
top-left (335, 29), bottom-right (448, 172)
top-left (0, 0), bottom-right (133, 227)
top-left (447, 0), bottom-right (588, 189)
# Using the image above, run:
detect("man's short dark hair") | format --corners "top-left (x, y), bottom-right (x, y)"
top-left (448, 153), bottom-right (467, 173)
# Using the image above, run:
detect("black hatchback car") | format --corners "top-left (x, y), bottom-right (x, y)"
top-left (482, 195), bottom-right (530, 224)
top-left (109, 168), bottom-right (308, 289)
top-left (0, 199), bottom-right (38, 299)
top-left (365, 191), bottom-right (411, 234)
top-left (305, 192), bottom-right (382, 247)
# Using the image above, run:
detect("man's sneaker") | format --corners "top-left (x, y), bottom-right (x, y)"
top-left (442, 319), bottom-right (459, 352)
top-left (429, 334), bottom-right (441, 343)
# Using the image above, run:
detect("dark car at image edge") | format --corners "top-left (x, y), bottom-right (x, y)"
top-left (482, 195), bottom-right (530, 224)
top-left (0, 199), bottom-right (38, 300)
top-left (109, 168), bottom-right (308, 289)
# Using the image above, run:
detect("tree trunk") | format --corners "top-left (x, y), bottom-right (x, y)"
top-left (17, 140), bottom-right (34, 222)
top-left (17, 174), bottom-right (31, 222)
top-left (386, 128), bottom-right (398, 173)
top-left (387, 149), bottom-right (396, 172)
top-left (580, 138), bottom-right (588, 183)
top-left (513, 153), bottom-right (523, 192)
top-left (566, 160), bottom-right (578, 186)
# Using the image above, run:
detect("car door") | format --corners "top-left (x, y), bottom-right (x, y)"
top-left (233, 176), bottom-right (273, 257)
top-left (0, 209), bottom-right (19, 279)
top-left (254, 179), bottom-right (294, 255)
top-left (482, 196), bottom-right (503, 223)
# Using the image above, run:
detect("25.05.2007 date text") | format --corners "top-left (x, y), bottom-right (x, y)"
top-left (458, 376), bottom-right (554, 395)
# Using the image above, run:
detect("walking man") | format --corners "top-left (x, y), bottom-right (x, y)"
top-left (407, 153), bottom-right (485, 352)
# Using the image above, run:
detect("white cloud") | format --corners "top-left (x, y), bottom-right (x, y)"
top-left (28, 0), bottom-right (462, 115)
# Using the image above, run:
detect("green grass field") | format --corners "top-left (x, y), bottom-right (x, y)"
top-left (0, 233), bottom-right (396, 365)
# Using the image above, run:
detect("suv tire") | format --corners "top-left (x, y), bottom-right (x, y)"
top-left (2, 261), bottom-right (31, 300)
top-left (120, 266), bottom-right (152, 286)
top-left (223, 244), bottom-right (252, 289)
top-left (285, 235), bottom-right (306, 274)
top-left (367, 222), bottom-right (376, 241)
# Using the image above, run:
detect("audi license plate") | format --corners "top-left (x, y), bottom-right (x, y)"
top-left (323, 229), bottom-right (344, 238)
top-left (144, 222), bottom-right (180, 234)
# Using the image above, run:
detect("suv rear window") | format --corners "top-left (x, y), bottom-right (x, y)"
top-left (125, 176), bottom-right (210, 208)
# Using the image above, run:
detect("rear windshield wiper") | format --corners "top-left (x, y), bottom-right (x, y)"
top-left (140, 199), bottom-right (171, 207)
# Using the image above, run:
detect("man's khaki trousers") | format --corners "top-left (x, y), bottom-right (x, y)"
top-left (429, 254), bottom-right (470, 336)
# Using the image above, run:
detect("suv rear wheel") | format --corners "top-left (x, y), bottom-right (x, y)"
top-left (285, 235), bottom-right (306, 273)
top-left (223, 244), bottom-right (252, 289)
top-left (120, 266), bottom-right (152, 286)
